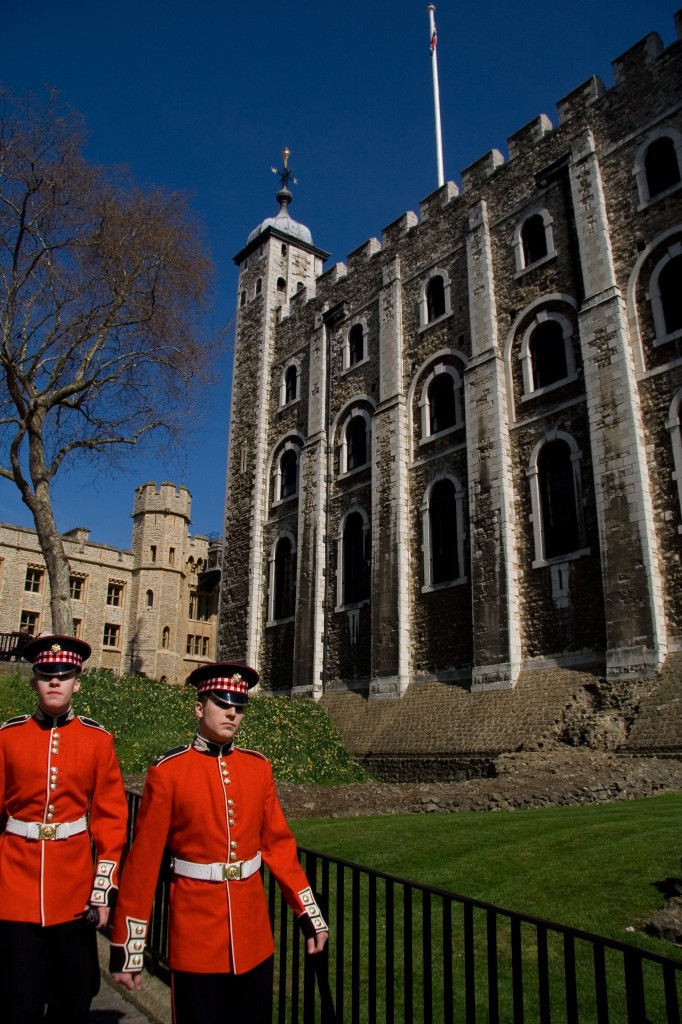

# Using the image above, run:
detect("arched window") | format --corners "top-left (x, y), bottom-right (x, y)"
top-left (284, 364), bottom-right (298, 404)
top-left (346, 416), bottom-right (368, 471)
top-left (279, 448), bottom-right (298, 499)
top-left (146, 589), bottom-right (154, 608)
top-left (162, 626), bottom-right (170, 649)
top-left (428, 373), bottom-right (457, 435)
top-left (659, 256), bottom-right (682, 335)
top-left (645, 137), bottom-right (681, 198)
top-left (538, 440), bottom-right (581, 560)
top-left (521, 214), bottom-right (548, 266)
top-left (240, 290), bottom-right (246, 307)
top-left (530, 320), bottom-right (568, 389)
top-left (342, 511), bottom-right (369, 605)
top-left (520, 311), bottom-right (576, 395)
top-left (273, 536), bottom-right (296, 620)
top-left (349, 324), bottom-right (364, 366)
top-left (666, 391), bottom-right (682, 528)
top-left (426, 276), bottom-right (446, 322)
top-left (634, 130), bottom-right (682, 205)
top-left (428, 479), bottom-right (460, 584)
top-left (277, 277), bottom-right (286, 292)
top-left (419, 363), bottom-right (463, 440)
top-left (513, 209), bottom-right (556, 273)
top-left (255, 278), bottom-right (262, 296)
top-left (648, 245), bottom-right (682, 342)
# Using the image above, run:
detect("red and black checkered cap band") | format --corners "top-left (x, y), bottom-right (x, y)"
top-left (196, 675), bottom-right (249, 697)
top-left (33, 649), bottom-right (83, 669)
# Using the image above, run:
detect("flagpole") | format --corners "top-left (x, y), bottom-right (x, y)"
top-left (428, 4), bottom-right (445, 188)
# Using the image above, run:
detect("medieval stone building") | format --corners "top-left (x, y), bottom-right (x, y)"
top-left (0, 482), bottom-right (220, 683)
top-left (219, 16), bottom-right (682, 701)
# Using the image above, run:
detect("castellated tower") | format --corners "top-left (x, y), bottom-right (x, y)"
top-left (130, 482), bottom-right (195, 681)
top-left (219, 152), bottom-right (329, 689)
top-left (220, 18), bottom-right (682, 699)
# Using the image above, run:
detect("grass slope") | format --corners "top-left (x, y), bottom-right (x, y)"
top-left (0, 668), bottom-right (367, 782)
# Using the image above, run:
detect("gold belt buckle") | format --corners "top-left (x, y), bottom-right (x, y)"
top-left (39, 824), bottom-right (57, 840)
top-left (223, 862), bottom-right (242, 881)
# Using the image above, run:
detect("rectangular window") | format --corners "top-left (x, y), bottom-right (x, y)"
top-left (189, 594), bottom-right (210, 622)
top-left (20, 610), bottom-right (40, 636)
top-left (107, 583), bottom-right (123, 607)
top-left (186, 633), bottom-right (209, 656)
top-left (169, 547), bottom-right (175, 566)
top-left (150, 545), bottom-right (157, 563)
top-left (69, 576), bottom-right (85, 601)
top-left (73, 618), bottom-right (82, 639)
top-left (24, 568), bottom-right (44, 593)
top-left (103, 623), bottom-right (120, 648)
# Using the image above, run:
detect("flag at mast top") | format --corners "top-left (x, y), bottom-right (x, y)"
top-left (427, 4), bottom-right (445, 188)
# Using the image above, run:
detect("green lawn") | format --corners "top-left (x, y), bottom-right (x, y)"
top-left (287, 799), bottom-right (682, 1022)
top-left (292, 795), bottom-right (682, 955)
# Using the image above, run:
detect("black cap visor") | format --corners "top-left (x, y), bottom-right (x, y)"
top-left (206, 690), bottom-right (248, 709)
top-left (33, 664), bottom-right (81, 680)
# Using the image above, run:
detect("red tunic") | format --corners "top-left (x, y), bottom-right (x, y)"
top-left (0, 709), bottom-right (128, 926)
top-left (110, 738), bottom-right (327, 975)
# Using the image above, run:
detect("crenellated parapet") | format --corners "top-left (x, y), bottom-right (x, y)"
top-left (507, 114), bottom-right (553, 161)
top-left (132, 481), bottom-right (191, 521)
top-left (611, 32), bottom-right (664, 86)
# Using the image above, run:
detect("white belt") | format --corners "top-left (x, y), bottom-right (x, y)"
top-left (172, 851), bottom-right (262, 882)
top-left (5, 815), bottom-right (88, 841)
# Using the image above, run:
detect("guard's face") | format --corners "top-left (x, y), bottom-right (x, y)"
top-left (31, 672), bottom-right (81, 715)
top-left (195, 694), bottom-right (245, 745)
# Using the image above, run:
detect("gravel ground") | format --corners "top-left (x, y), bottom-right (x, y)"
top-left (274, 748), bottom-right (682, 819)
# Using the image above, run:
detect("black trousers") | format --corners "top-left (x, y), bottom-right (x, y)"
top-left (0, 916), bottom-right (99, 1024)
top-left (171, 955), bottom-right (274, 1024)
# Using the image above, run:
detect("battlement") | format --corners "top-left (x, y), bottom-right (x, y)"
top-left (261, 12), bottom-right (681, 327)
top-left (507, 113), bottom-right (553, 161)
top-left (133, 481), bottom-right (192, 519)
top-left (418, 181), bottom-right (459, 221)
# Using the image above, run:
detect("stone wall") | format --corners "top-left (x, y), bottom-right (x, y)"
top-left (320, 661), bottom-right (682, 780)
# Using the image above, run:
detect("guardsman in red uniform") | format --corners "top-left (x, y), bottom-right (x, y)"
top-left (0, 634), bottom-right (128, 1024)
top-left (110, 662), bottom-right (328, 1024)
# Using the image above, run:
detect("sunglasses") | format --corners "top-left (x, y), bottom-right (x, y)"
top-left (207, 692), bottom-right (246, 713)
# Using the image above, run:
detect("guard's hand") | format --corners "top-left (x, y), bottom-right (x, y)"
top-left (83, 903), bottom-right (110, 929)
top-left (306, 930), bottom-right (328, 955)
top-left (111, 971), bottom-right (143, 991)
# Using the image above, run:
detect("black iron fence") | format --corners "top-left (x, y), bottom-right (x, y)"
top-left (124, 791), bottom-right (682, 1023)
top-left (0, 630), bottom-right (30, 661)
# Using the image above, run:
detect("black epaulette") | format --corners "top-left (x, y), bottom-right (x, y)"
top-left (153, 744), bottom-right (190, 767)
top-left (79, 716), bottom-right (109, 733)
top-left (0, 714), bottom-right (30, 731)
top-left (235, 745), bottom-right (268, 761)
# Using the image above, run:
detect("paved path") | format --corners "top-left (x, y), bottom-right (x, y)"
top-left (91, 936), bottom-right (172, 1024)
top-left (88, 977), bottom-right (155, 1023)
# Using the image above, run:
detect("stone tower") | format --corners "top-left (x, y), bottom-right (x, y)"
top-left (219, 151), bottom-right (329, 684)
top-left (130, 482), bottom-right (192, 680)
top-left (218, 17), bottom-right (682, 698)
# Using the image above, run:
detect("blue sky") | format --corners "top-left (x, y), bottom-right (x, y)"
top-left (0, 0), bottom-right (677, 549)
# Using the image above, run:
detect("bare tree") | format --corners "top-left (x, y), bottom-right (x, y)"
top-left (0, 89), bottom-right (218, 634)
